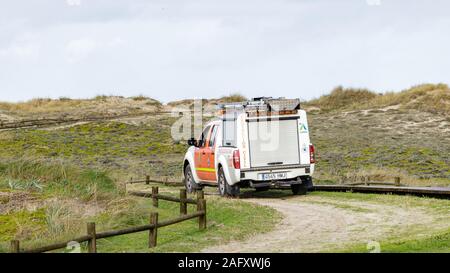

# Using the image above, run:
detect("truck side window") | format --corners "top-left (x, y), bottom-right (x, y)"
top-left (223, 118), bottom-right (236, 147)
top-left (209, 125), bottom-right (218, 147)
top-left (198, 126), bottom-right (211, 147)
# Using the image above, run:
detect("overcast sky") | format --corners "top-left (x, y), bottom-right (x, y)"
top-left (1, 0), bottom-right (449, 103)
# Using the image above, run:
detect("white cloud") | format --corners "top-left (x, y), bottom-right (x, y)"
top-left (0, 42), bottom-right (40, 60)
top-left (65, 38), bottom-right (98, 63)
top-left (65, 37), bottom-right (125, 63)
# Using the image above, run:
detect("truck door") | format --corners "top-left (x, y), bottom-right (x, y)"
top-left (195, 125), bottom-right (212, 181)
top-left (297, 110), bottom-right (311, 165)
top-left (203, 125), bottom-right (218, 182)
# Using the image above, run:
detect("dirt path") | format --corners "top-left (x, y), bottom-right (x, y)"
top-left (202, 194), bottom-right (448, 253)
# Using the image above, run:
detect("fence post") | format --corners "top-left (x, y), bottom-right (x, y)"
top-left (180, 189), bottom-right (187, 215)
top-left (395, 177), bottom-right (401, 187)
top-left (10, 240), bottom-right (20, 253)
top-left (149, 212), bottom-right (158, 248)
top-left (87, 222), bottom-right (97, 253)
top-left (197, 199), bottom-right (207, 230)
top-left (152, 187), bottom-right (159, 207)
top-left (146, 175), bottom-right (150, 185)
top-left (197, 190), bottom-right (204, 201)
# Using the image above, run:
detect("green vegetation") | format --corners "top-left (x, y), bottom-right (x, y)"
top-left (0, 159), bottom-right (120, 250)
top-left (0, 209), bottom-right (47, 242)
top-left (309, 105), bottom-right (450, 185)
top-left (309, 191), bottom-right (450, 213)
top-left (339, 229), bottom-right (450, 253)
top-left (0, 119), bottom-right (186, 177)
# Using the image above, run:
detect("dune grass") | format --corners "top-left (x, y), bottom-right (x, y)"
top-left (0, 158), bottom-right (119, 201)
top-left (218, 93), bottom-right (247, 103)
top-left (0, 95), bottom-right (162, 115)
top-left (305, 83), bottom-right (450, 114)
top-left (0, 98), bottom-right (85, 113)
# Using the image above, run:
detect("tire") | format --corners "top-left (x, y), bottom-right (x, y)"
top-left (184, 164), bottom-right (201, 193)
top-left (291, 184), bottom-right (307, 195)
top-left (218, 167), bottom-right (240, 197)
top-left (228, 182), bottom-right (240, 197)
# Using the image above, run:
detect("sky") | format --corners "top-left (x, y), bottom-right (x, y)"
top-left (1, 0), bottom-right (450, 103)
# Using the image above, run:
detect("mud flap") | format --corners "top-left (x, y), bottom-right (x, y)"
top-left (301, 176), bottom-right (314, 190)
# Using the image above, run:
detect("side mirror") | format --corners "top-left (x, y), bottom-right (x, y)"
top-left (187, 138), bottom-right (198, 147)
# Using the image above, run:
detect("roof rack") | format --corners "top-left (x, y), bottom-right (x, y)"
top-left (217, 97), bottom-right (300, 112)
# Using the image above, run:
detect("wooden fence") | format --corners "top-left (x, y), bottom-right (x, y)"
top-left (129, 175), bottom-right (403, 188)
top-left (9, 188), bottom-right (206, 253)
top-left (126, 175), bottom-right (184, 187)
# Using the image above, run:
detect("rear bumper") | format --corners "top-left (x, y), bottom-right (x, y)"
top-left (239, 164), bottom-right (314, 182)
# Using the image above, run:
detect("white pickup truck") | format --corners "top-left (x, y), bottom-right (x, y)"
top-left (183, 97), bottom-right (315, 197)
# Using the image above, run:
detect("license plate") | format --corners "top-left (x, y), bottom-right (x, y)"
top-left (260, 172), bottom-right (287, 180)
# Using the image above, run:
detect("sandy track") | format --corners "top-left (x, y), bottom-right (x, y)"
top-left (202, 195), bottom-right (445, 253)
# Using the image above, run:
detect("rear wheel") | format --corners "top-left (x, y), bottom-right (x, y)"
top-left (291, 184), bottom-right (307, 195)
top-left (218, 167), bottom-right (240, 197)
top-left (184, 164), bottom-right (201, 193)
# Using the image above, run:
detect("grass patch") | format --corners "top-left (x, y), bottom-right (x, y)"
top-left (338, 229), bottom-right (450, 253)
top-left (0, 119), bottom-right (186, 176)
top-left (310, 191), bottom-right (450, 213)
top-left (95, 196), bottom-right (280, 253)
top-left (0, 209), bottom-right (47, 242)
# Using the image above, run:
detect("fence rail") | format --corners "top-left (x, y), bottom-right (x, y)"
top-left (10, 187), bottom-right (206, 253)
top-left (126, 175), bottom-right (184, 187)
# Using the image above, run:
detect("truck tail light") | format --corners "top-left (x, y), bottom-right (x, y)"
top-left (309, 144), bottom-right (316, 164)
top-left (233, 150), bottom-right (241, 169)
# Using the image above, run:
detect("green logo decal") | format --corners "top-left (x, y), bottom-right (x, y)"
top-left (299, 123), bottom-right (308, 133)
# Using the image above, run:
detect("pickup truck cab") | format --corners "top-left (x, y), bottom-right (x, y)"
top-left (183, 97), bottom-right (315, 197)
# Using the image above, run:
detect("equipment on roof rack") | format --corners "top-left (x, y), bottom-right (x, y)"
top-left (217, 97), bottom-right (301, 113)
